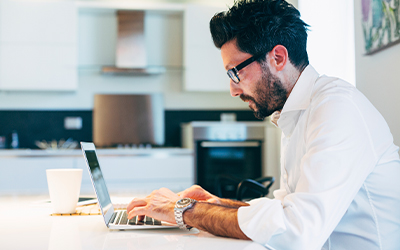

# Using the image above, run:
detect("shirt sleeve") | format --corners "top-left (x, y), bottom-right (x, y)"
top-left (272, 177), bottom-right (288, 202)
top-left (238, 95), bottom-right (378, 249)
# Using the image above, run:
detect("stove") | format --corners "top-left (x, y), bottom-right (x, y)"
top-left (181, 121), bottom-right (267, 198)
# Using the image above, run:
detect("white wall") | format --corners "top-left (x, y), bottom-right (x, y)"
top-left (299, 0), bottom-right (355, 84)
top-left (354, 0), bottom-right (400, 146)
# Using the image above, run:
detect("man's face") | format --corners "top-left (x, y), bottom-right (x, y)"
top-left (221, 40), bottom-right (288, 119)
top-left (240, 63), bottom-right (288, 119)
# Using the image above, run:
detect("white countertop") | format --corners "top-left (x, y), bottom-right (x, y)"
top-left (0, 148), bottom-right (193, 157)
top-left (184, 121), bottom-right (270, 127)
top-left (0, 196), bottom-right (266, 250)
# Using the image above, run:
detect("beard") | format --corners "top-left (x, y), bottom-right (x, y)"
top-left (240, 65), bottom-right (288, 120)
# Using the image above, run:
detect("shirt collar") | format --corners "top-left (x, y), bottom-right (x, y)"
top-left (281, 65), bottom-right (319, 114)
top-left (276, 65), bottom-right (319, 136)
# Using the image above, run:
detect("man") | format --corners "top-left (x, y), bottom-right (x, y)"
top-left (127, 0), bottom-right (400, 249)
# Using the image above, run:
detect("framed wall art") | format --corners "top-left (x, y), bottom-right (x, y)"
top-left (362, 0), bottom-right (400, 55)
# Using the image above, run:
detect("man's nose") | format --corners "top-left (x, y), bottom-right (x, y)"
top-left (230, 80), bottom-right (243, 97)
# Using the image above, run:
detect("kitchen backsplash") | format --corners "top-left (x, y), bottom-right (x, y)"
top-left (0, 110), bottom-right (259, 149)
top-left (0, 110), bottom-right (93, 149)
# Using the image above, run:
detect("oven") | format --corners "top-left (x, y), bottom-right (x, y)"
top-left (182, 122), bottom-right (266, 198)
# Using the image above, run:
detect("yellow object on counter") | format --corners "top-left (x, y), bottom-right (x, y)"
top-left (50, 203), bottom-right (101, 216)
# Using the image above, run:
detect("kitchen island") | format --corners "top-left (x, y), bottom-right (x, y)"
top-left (0, 195), bottom-right (266, 250)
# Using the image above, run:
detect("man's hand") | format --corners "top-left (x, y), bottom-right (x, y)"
top-left (177, 185), bottom-right (221, 204)
top-left (127, 187), bottom-right (180, 224)
top-left (127, 186), bottom-right (250, 240)
top-left (178, 185), bottom-right (249, 208)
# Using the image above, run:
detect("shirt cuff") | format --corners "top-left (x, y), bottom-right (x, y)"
top-left (238, 198), bottom-right (286, 245)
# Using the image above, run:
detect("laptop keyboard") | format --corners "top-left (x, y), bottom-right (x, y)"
top-left (110, 210), bottom-right (162, 226)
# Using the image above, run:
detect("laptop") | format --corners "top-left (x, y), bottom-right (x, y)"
top-left (80, 142), bottom-right (177, 229)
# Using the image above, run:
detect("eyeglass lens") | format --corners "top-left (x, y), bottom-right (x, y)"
top-left (227, 70), bottom-right (240, 83)
top-left (227, 55), bottom-right (261, 83)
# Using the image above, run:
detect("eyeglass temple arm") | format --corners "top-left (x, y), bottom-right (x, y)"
top-left (235, 55), bottom-right (260, 71)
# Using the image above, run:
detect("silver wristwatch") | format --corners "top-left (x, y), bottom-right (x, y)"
top-left (174, 198), bottom-right (196, 230)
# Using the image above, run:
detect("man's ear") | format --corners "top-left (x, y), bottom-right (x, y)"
top-left (268, 45), bottom-right (288, 72)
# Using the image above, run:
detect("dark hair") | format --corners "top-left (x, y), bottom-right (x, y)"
top-left (210, 0), bottom-right (309, 71)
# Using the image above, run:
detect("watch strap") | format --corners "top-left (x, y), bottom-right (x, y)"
top-left (174, 198), bottom-right (196, 230)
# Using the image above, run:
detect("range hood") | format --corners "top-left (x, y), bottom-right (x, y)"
top-left (102, 11), bottom-right (165, 75)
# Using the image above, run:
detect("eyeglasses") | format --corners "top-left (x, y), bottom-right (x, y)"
top-left (227, 54), bottom-right (263, 83)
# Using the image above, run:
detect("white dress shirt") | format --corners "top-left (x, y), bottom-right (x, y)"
top-left (238, 65), bottom-right (400, 250)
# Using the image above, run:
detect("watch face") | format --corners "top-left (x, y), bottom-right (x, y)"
top-left (177, 198), bottom-right (192, 206)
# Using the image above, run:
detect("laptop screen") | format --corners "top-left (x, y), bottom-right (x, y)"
top-left (84, 150), bottom-right (113, 216)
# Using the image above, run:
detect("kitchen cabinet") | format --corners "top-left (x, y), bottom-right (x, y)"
top-left (0, 0), bottom-right (77, 91)
top-left (76, 155), bottom-right (194, 195)
top-left (0, 149), bottom-right (194, 195)
top-left (0, 0), bottom-right (230, 92)
top-left (183, 4), bottom-right (230, 92)
top-left (0, 157), bottom-right (75, 194)
top-left (77, 1), bottom-right (229, 92)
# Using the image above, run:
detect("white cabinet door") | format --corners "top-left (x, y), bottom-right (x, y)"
top-left (0, 44), bottom-right (76, 91)
top-left (0, 157), bottom-right (75, 195)
top-left (76, 155), bottom-right (194, 195)
top-left (0, 0), bottom-right (77, 91)
top-left (183, 4), bottom-right (230, 92)
top-left (0, 154), bottom-right (194, 195)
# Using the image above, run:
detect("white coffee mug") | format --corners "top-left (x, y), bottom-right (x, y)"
top-left (46, 169), bottom-right (82, 214)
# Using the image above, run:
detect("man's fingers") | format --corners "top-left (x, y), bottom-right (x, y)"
top-left (127, 198), bottom-right (147, 212)
top-left (178, 185), bottom-right (212, 201)
top-left (178, 185), bottom-right (197, 198)
top-left (128, 206), bottom-right (148, 219)
top-left (177, 190), bottom-right (187, 197)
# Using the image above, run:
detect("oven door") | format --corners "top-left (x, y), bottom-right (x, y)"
top-left (196, 140), bottom-right (262, 198)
